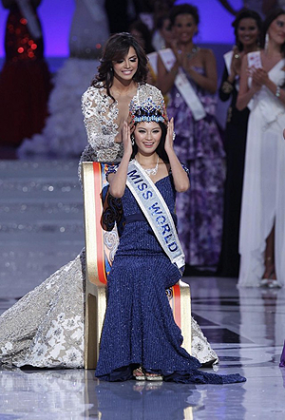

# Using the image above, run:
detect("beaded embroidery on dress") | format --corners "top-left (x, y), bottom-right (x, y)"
top-left (0, 83), bottom-right (218, 368)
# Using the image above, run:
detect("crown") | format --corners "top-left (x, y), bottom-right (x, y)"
top-left (129, 87), bottom-right (168, 125)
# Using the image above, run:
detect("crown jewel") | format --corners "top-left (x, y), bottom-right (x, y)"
top-left (129, 88), bottom-right (167, 125)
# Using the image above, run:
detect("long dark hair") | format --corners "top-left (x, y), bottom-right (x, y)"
top-left (92, 32), bottom-right (148, 98)
top-left (131, 121), bottom-right (169, 163)
top-left (261, 8), bottom-right (285, 55)
top-left (232, 9), bottom-right (262, 51)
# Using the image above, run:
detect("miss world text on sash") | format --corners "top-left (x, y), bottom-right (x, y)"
top-left (126, 160), bottom-right (185, 270)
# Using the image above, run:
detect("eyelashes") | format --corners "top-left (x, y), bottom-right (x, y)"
top-left (115, 58), bottom-right (137, 64)
top-left (137, 130), bottom-right (161, 134)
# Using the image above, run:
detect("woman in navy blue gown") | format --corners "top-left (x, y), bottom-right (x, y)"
top-left (95, 94), bottom-right (246, 385)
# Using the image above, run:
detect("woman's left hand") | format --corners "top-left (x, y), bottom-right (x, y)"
top-left (165, 118), bottom-right (175, 153)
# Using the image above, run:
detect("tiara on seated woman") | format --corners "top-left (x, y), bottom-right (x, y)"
top-left (129, 90), bottom-right (168, 125)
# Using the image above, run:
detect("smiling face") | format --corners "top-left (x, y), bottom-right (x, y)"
top-left (268, 14), bottom-right (285, 46)
top-left (112, 46), bottom-right (138, 82)
top-left (134, 122), bottom-right (162, 155)
top-left (237, 18), bottom-right (260, 48)
top-left (173, 13), bottom-right (197, 44)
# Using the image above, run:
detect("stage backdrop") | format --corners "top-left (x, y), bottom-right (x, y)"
top-left (0, 0), bottom-right (243, 58)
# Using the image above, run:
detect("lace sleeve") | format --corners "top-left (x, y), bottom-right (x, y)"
top-left (81, 86), bottom-right (123, 162)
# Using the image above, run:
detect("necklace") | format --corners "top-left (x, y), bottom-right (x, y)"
top-left (136, 155), bottom-right (159, 176)
top-left (186, 46), bottom-right (199, 60)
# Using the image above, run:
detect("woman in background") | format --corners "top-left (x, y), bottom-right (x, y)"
top-left (0, 0), bottom-right (51, 151)
top-left (157, 3), bottom-right (225, 272)
top-left (237, 9), bottom-right (285, 288)
top-left (152, 14), bottom-right (173, 52)
top-left (218, 9), bottom-right (262, 277)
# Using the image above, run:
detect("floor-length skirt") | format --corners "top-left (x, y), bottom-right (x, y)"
top-left (238, 111), bottom-right (285, 287)
top-left (0, 251), bottom-right (218, 367)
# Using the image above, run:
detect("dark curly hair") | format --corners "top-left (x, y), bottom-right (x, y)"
top-left (92, 32), bottom-right (148, 100)
top-left (261, 8), bottom-right (285, 56)
top-left (169, 3), bottom-right (199, 26)
top-left (131, 120), bottom-right (169, 163)
top-left (232, 9), bottom-right (262, 51)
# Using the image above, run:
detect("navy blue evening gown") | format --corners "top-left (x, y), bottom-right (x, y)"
top-left (95, 171), bottom-right (245, 384)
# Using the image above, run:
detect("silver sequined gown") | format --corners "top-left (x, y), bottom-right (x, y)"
top-left (0, 83), bottom-right (218, 368)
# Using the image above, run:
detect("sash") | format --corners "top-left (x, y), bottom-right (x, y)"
top-left (159, 48), bottom-right (206, 121)
top-left (223, 50), bottom-right (254, 110)
top-left (126, 160), bottom-right (185, 270)
top-left (224, 50), bottom-right (240, 92)
top-left (246, 51), bottom-right (264, 111)
top-left (224, 50), bottom-right (233, 75)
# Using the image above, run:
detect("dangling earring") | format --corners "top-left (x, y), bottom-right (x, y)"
top-left (131, 134), bottom-right (135, 146)
top-left (265, 33), bottom-right (269, 51)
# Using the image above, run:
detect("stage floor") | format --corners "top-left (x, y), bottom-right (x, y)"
top-left (0, 160), bottom-right (285, 420)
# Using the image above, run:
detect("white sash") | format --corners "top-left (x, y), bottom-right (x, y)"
top-left (159, 48), bottom-right (206, 120)
top-left (223, 49), bottom-right (254, 109)
top-left (224, 50), bottom-right (240, 91)
top-left (247, 51), bottom-right (265, 111)
top-left (224, 51), bottom-right (239, 91)
top-left (224, 50), bottom-right (233, 75)
top-left (126, 160), bottom-right (185, 269)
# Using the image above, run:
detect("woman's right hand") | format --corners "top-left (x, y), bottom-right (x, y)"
top-left (250, 67), bottom-right (266, 92)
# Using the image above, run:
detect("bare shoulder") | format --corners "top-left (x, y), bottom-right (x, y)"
top-left (199, 48), bottom-right (215, 60)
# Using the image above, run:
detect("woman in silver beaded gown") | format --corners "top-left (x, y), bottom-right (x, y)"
top-left (0, 33), bottom-right (218, 369)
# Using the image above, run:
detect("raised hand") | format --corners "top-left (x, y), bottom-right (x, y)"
top-left (165, 117), bottom-right (175, 153)
top-left (127, 113), bottom-right (135, 135)
top-left (122, 121), bottom-right (133, 157)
